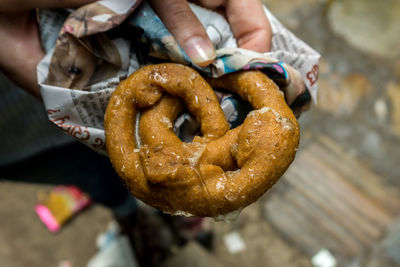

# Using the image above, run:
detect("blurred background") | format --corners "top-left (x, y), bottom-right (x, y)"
top-left (1, 0), bottom-right (400, 266)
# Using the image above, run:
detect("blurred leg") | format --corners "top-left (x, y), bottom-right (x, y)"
top-left (0, 141), bottom-right (134, 211)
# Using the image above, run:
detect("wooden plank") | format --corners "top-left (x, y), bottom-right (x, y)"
top-left (263, 135), bottom-right (398, 265)
top-left (264, 192), bottom-right (333, 256)
top-left (286, 168), bottom-right (379, 248)
top-left (317, 135), bottom-right (400, 213)
top-left (292, 150), bottom-right (392, 238)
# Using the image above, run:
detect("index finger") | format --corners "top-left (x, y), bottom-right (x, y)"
top-left (148, 0), bottom-right (216, 67)
top-left (224, 0), bottom-right (272, 52)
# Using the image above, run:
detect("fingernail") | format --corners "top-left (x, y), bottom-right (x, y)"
top-left (183, 36), bottom-right (216, 67)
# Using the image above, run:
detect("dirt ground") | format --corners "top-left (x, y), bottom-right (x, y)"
top-left (1, 0), bottom-right (400, 266)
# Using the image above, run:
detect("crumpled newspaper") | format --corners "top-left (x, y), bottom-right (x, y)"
top-left (37, 0), bottom-right (320, 155)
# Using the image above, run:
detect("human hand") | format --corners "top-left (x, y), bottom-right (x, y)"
top-left (148, 0), bottom-right (272, 67)
top-left (0, 0), bottom-right (94, 98)
top-left (0, 0), bottom-right (272, 97)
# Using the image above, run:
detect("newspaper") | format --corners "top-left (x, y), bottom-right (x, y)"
top-left (37, 0), bottom-right (320, 155)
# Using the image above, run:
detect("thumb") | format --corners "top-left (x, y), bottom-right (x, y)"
top-left (224, 0), bottom-right (272, 52)
top-left (148, 0), bottom-right (216, 67)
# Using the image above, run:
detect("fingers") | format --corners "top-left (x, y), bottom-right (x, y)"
top-left (0, 0), bottom-right (95, 13)
top-left (189, 0), bottom-right (225, 9)
top-left (148, 0), bottom-right (216, 67)
top-left (224, 0), bottom-right (272, 52)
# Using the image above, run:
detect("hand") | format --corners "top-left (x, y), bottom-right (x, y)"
top-left (148, 0), bottom-right (272, 67)
top-left (0, 0), bottom-right (272, 97)
top-left (0, 0), bottom-right (95, 99)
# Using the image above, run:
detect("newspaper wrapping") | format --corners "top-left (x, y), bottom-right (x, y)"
top-left (37, 0), bottom-right (320, 155)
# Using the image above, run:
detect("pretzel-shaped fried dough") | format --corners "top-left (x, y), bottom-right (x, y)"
top-left (104, 63), bottom-right (299, 217)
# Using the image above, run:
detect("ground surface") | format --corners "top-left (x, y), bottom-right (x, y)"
top-left (1, 0), bottom-right (400, 266)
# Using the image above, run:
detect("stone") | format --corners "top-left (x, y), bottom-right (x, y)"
top-left (262, 0), bottom-right (323, 30)
top-left (396, 60), bottom-right (400, 78)
top-left (387, 82), bottom-right (400, 137)
top-left (317, 72), bottom-right (372, 116)
top-left (382, 216), bottom-right (400, 264)
top-left (328, 0), bottom-right (400, 58)
top-left (365, 216), bottom-right (400, 267)
top-left (162, 242), bottom-right (224, 267)
top-left (374, 98), bottom-right (389, 125)
top-left (212, 220), bottom-right (312, 267)
top-left (394, 60), bottom-right (400, 78)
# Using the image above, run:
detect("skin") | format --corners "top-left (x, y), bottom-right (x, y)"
top-left (0, 0), bottom-right (272, 98)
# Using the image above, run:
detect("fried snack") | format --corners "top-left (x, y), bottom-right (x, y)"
top-left (104, 63), bottom-right (299, 218)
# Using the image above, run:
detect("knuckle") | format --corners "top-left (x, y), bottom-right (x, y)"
top-left (166, 1), bottom-right (193, 22)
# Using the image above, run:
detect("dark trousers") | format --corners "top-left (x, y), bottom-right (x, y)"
top-left (0, 142), bottom-right (131, 209)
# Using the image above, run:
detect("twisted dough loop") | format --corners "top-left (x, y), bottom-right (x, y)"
top-left (104, 63), bottom-right (299, 217)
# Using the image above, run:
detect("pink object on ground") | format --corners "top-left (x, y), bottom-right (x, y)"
top-left (35, 204), bottom-right (61, 232)
top-left (35, 185), bottom-right (91, 232)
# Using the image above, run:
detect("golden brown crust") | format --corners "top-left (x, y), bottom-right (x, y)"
top-left (104, 63), bottom-right (300, 217)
